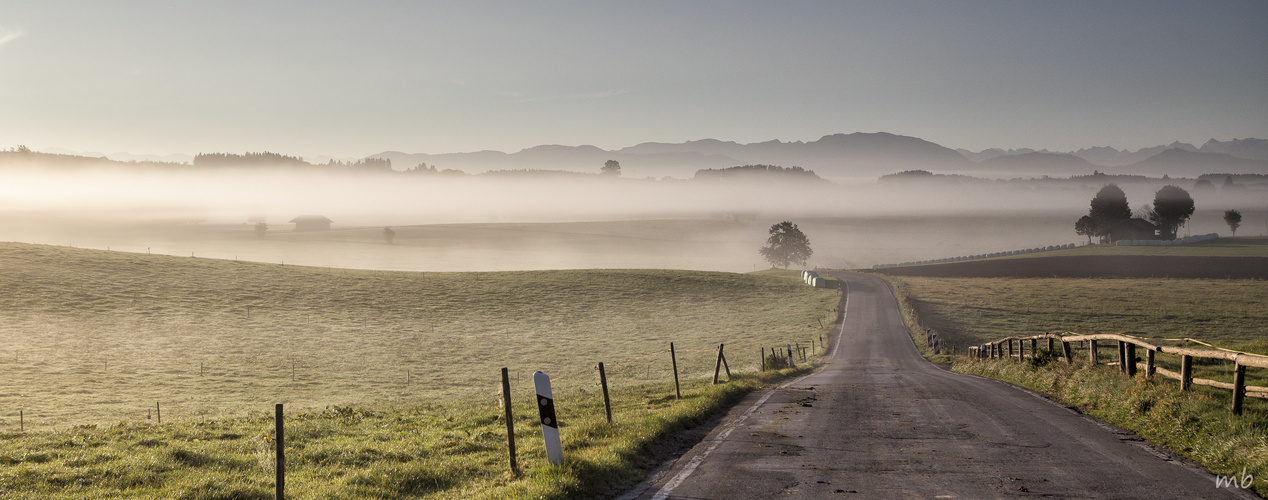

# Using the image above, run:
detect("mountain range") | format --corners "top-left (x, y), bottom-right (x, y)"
top-left (372, 133), bottom-right (1268, 179)
top-left (31, 133), bottom-right (1268, 180)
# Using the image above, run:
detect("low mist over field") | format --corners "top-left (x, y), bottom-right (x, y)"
top-left (1, 155), bottom-right (1266, 271)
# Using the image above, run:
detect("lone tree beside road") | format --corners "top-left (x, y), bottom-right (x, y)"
top-left (1224, 209), bottom-right (1243, 237)
top-left (1148, 185), bottom-right (1195, 239)
top-left (759, 221), bottom-right (812, 269)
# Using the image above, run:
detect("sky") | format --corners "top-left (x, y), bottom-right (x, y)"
top-left (1, 1), bottom-right (1265, 159)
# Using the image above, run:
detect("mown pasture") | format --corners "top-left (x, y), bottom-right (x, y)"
top-left (0, 242), bottom-right (838, 429)
top-left (887, 275), bottom-right (1268, 353)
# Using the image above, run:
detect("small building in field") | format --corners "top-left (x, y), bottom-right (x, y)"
top-left (290, 215), bottom-right (333, 232)
top-left (1107, 218), bottom-right (1157, 242)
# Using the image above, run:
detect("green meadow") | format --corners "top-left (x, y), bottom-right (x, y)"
top-left (0, 242), bottom-right (838, 498)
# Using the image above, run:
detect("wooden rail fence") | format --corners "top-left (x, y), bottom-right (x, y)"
top-left (969, 333), bottom-right (1268, 415)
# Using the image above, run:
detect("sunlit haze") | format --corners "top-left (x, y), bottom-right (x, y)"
top-left (1, 1), bottom-right (1265, 158)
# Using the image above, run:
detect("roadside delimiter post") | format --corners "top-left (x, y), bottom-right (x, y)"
top-left (533, 371), bottom-right (564, 465)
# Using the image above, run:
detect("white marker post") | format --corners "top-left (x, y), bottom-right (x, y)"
top-left (533, 371), bottom-right (563, 465)
top-left (786, 343), bottom-right (795, 368)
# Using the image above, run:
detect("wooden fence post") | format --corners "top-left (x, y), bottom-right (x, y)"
top-left (1030, 338), bottom-right (1038, 355)
top-left (670, 342), bottom-right (681, 399)
top-left (1118, 342), bottom-right (1127, 374)
top-left (1180, 355), bottom-right (1193, 391)
top-left (760, 347), bottom-right (766, 371)
top-left (1018, 340), bottom-right (1025, 363)
top-left (1088, 340), bottom-right (1097, 365)
top-left (1008, 340), bottom-right (1014, 360)
top-left (501, 368), bottom-right (518, 474)
top-left (1062, 341), bottom-right (1073, 364)
top-left (1125, 343), bottom-right (1137, 378)
top-left (598, 363), bottom-right (612, 424)
top-left (1047, 337), bottom-right (1055, 353)
top-left (275, 403), bottom-right (285, 500)
top-left (1145, 350), bottom-right (1155, 377)
top-left (713, 344), bottom-right (725, 385)
top-left (1233, 364), bottom-right (1246, 416)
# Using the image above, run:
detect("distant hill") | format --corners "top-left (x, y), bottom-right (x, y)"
top-left (955, 147), bottom-right (1041, 163)
top-left (373, 132), bottom-right (971, 180)
top-left (1070, 142), bottom-right (1198, 167)
top-left (692, 164), bottom-right (824, 182)
top-left (975, 152), bottom-right (1096, 175)
top-left (371, 147), bottom-right (739, 180)
top-left (1198, 138), bottom-right (1268, 162)
top-left (877, 169), bottom-right (986, 184)
top-left (1117, 149), bottom-right (1268, 177)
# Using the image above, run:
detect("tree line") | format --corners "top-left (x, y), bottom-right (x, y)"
top-left (1075, 183), bottom-right (1244, 243)
top-left (193, 152), bottom-right (392, 171)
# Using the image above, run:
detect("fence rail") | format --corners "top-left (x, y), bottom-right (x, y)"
top-left (969, 332), bottom-right (1268, 415)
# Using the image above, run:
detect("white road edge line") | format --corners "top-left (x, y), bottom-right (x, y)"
top-left (832, 279), bottom-right (849, 359)
top-left (649, 276), bottom-right (850, 500)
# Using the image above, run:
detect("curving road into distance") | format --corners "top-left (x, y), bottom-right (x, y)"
top-left (621, 272), bottom-right (1255, 499)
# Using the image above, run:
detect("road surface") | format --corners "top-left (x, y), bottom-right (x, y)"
top-left (621, 272), bottom-right (1255, 499)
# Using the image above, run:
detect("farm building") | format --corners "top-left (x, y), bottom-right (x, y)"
top-left (290, 215), bottom-right (333, 231)
top-left (1106, 218), bottom-right (1157, 242)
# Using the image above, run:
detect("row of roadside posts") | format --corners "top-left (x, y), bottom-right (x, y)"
top-left (498, 341), bottom-right (735, 476)
top-left (926, 328), bottom-right (941, 354)
top-left (155, 339), bottom-right (816, 499)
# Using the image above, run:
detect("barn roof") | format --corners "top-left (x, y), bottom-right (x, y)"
top-left (289, 215), bottom-right (332, 223)
top-left (1111, 218), bottom-right (1156, 232)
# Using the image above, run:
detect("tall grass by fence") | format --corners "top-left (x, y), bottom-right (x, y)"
top-left (971, 333), bottom-right (1268, 415)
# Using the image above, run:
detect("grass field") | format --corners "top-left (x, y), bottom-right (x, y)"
top-left (0, 242), bottom-right (839, 429)
top-left (0, 368), bottom-right (816, 499)
top-left (886, 276), bottom-right (1268, 353)
top-left (0, 242), bottom-right (839, 498)
top-left (1010, 235), bottom-right (1268, 258)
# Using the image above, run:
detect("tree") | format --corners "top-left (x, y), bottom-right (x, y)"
top-left (1148, 185), bottom-right (1195, 239)
top-left (759, 221), bottom-right (812, 269)
top-left (601, 159), bottom-right (621, 177)
top-left (1224, 209), bottom-right (1243, 237)
top-left (254, 222), bottom-right (268, 239)
top-left (1082, 184), bottom-right (1132, 242)
top-left (382, 226), bottom-right (396, 244)
top-left (1074, 215), bottom-right (1096, 245)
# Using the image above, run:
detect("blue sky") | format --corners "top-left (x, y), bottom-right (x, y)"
top-left (1, 1), bottom-right (1265, 158)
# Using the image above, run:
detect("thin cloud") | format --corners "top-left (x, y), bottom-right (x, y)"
top-left (0, 30), bottom-right (25, 46)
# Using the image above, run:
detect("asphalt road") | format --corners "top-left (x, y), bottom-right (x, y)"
top-left (621, 272), bottom-right (1256, 499)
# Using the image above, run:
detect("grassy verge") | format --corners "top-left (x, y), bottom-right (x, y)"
top-left (881, 274), bottom-right (1268, 496)
top-left (0, 364), bottom-right (820, 499)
